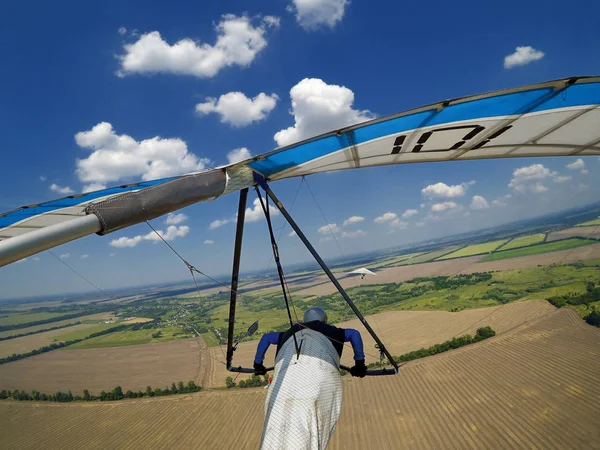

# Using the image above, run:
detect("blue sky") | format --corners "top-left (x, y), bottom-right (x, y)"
top-left (1, 0), bottom-right (599, 299)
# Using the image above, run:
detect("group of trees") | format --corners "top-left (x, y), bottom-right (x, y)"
top-left (225, 375), bottom-right (269, 389)
top-left (0, 321), bottom-right (81, 342)
top-left (0, 312), bottom-right (88, 332)
top-left (368, 326), bottom-right (496, 369)
top-left (547, 282), bottom-right (600, 309)
top-left (0, 381), bottom-right (201, 403)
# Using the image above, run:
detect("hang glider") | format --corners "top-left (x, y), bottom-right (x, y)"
top-left (1, 76), bottom-right (599, 267)
top-left (348, 268), bottom-right (377, 277)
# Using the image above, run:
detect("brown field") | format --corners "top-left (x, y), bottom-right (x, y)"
top-left (0, 337), bottom-right (210, 395)
top-left (547, 226), bottom-right (600, 242)
top-left (0, 324), bottom-right (101, 358)
top-left (1, 305), bottom-right (599, 450)
top-left (0, 312), bottom-right (115, 339)
top-left (294, 242), bottom-right (600, 296)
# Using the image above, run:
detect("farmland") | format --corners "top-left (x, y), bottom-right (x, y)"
top-left (497, 233), bottom-right (546, 250)
top-left (577, 218), bottom-right (600, 226)
top-left (1, 305), bottom-right (599, 449)
top-left (480, 238), bottom-right (595, 262)
top-left (436, 240), bottom-right (509, 260)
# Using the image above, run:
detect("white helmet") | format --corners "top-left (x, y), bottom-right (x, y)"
top-left (304, 306), bottom-right (327, 324)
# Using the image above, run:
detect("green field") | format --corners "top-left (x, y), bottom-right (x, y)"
top-left (66, 326), bottom-right (192, 349)
top-left (437, 240), bottom-right (509, 260)
top-left (0, 312), bottom-right (65, 327)
top-left (480, 238), bottom-right (595, 262)
top-left (498, 234), bottom-right (546, 251)
top-left (577, 218), bottom-right (600, 227)
top-left (54, 324), bottom-right (122, 342)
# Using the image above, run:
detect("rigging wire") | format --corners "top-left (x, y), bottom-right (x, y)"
top-left (48, 250), bottom-right (113, 300)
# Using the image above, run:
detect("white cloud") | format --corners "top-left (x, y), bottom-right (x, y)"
top-left (227, 147), bottom-right (252, 164)
top-left (431, 202), bottom-right (458, 212)
top-left (50, 183), bottom-right (75, 195)
top-left (166, 213), bottom-right (188, 224)
top-left (508, 164), bottom-right (557, 193)
top-left (32, 256), bottom-right (40, 261)
top-left (40, 176), bottom-right (47, 181)
top-left (581, 169), bottom-right (589, 175)
top-left (15, 258), bottom-right (28, 264)
top-left (110, 225), bottom-right (189, 248)
top-left (204, 240), bottom-right (214, 245)
top-left (274, 78), bottom-right (373, 147)
top-left (421, 181), bottom-right (474, 199)
top-left (210, 218), bottom-right (231, 230)
top-left (343, 216), bottom-right (364, 226)
top-left (504, 46), bottom-right (545, 69)
top-left (246, 198), bottom-right (279, 222)
top-left (288, 0), bottom-right (350, 30)
top-left (554, 175), bottom-right (572, 183)
top-left (389, 219), bottom-right (408, 230)
top-left (75, 122), bottom-right (210, 184)
top-left (59, 253), bottom-right (70, 259)
top-left (118, 27), bottom-right (127, 35)
top-left (374, 212), bottom-right (397, 224)
top-left (80, 254), bottom-right (89, 259)
top-left (288, 230), bottom-right (297, 237)
top-left (470, 195), bottom-right (489, 210)
top-left (317, 223), bottom-right (340, 235)
top-left (415, 222), bottom-right (426, 227)
top-left (492, 198), bottom-right (507, 208)
top-left (340, 229), bottom-right (366, 238)
top-left (117, 15), bottom-right (278, 78)
top-left (401, 209), bottom-right (418, 219)
top-left (566, 158), bottom-right (585, 170)
top-left (83, 183), bottom-right (106, 193)
top-left (196, 92), bottom-right (278, 127)
top-left (109, 253), bottom-right (115, 257)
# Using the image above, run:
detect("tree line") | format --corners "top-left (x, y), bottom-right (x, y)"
top-left (0, 306), bottom-right (113, 332)
top-left (0, 321), bottom-right (82, 342)
top-left (546, 282), bottom-right (600, 327)
top-left (225, 374), bottom-right (269, 389)
top-left (0, 380), bottom-right (201, 403)
top-left (367, 326), bottom-right (496, 369)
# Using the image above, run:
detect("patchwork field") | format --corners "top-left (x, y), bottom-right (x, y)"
top-left (497, 233), bottom-right (546, 250)
top-left (0, 312), bottom-right (115, 339)
top-left (480, 238), bottom-right (595, 262)
top-left (577, 218), bottom-right (600, 226)
top-left (437, 240), bottom-right (509, 260)
top-left (547, 226), bottom-right (600, 241)
top-left (1, 305), bottom-right (598, 450)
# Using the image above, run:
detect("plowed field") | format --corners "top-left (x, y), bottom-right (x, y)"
top-left (1, 305), bottom-right (599, 449)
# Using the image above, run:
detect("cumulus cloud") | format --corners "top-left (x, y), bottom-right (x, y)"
top-left (274, 78), bottom-right (373, 147)
top-left (246, 198), bottom-right (280, 222)
top-left (343, 216), bottom-right (364, 226)
top-left (492, 198), bottom-right (508, 207)
top-left (470, 196), bottom-right (489, 210)
top-left (82, 183), bottom-right (107, 193)
top-left (196, 92), bottom-right (278, 127)
top-left (401, 209), bottom-right (418, 219)
top-left (374, 212), bottom-right (397, 224)
top-left (566, 158), bottom-right (585, 170)
top-left (421, 181), bottom-right (474, 199)
top-left (204, 240), bottom-right (214, 245)
top-left (50, 183), bottom-right (74, 195)
top-left (110, 225), bottom-right (189, 247)
top-left (340, 229), bottom-right (366, 238)
top-left (166, 213), bottom-right (188, 224)
top-left (117, 15), bottom-right (279, 78)
top-left (288, 0), bottom-right (350, 30)
top-left (554, 175), bottom-right (572, 183)
top-left (318, 223), bottom-right (340, 235)
top-left (75, 122), bottom-right (210, 184)
top-left (504, 46), bottom-right (545, 69)
top-left (431, 202), bottom-right (458, 212)
top-left (33, 256), bottom-right (40, 261)
top-left (59, 253), bottom-right (70, 259)
top-left (581, 169), bottom-right (589, 175)
top-left (389, 219), bottom-right (408, 230)
top-left (80, 254), bottom-right (89, 259)
top-left (40, 176), bottom-right (47, 181)
top-left (227, 147), bottom-right (252, 164)
top-left (15, 258), bottom-right (28, 264)
top-left (508, 164), bottom-right (557, 193)
top-left (210, 218), bottom-right (231, 230)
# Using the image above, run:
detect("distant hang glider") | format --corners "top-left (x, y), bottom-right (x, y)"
top-left (1, 76), bottom-right (600, 267)
top-left (348, 268), bottom-right (377, 280)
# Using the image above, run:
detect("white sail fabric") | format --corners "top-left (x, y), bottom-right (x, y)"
top-left (261, 329), bottom-right (343, 450)
top-left (348, 268), bottom-right (377, 276)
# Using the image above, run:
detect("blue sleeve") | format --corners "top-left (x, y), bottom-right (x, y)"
top-left (344, 329), bottom-right (365, 361)
top-left (254, 332), bottom-right (280, 364)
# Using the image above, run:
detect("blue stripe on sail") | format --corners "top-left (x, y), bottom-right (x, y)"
top-left (249, 82), bottom-right (600, 177)
top-left (0, 177), bottom-right (176, 229)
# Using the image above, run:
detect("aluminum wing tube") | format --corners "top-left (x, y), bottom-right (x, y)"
top-left (0, 214), bottom-right (101, 267)
top-left (87, 169), bottom-right (227, 235)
